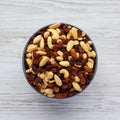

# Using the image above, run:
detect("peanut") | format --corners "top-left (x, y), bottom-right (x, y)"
top-left (83, 53), bottom-right (87, 59)
top-left (38, 73), bottom-right (46, 79)
top-left (68, 56), bottom-right (72, 61)
top-left (72, 82), bottom-right (82, 91)
top-left (87, 51), bottom-right (96, 58)
top-left (47, 93), bottom-right (55, 97)
top-left (47, 36), bottom-right (53, 49)
top-left (70, 27), bottom-right (78, 39)
top-left (88, 58), bottom-right (94, 63)
top-left (47, 71), bottom-right (53, 79)
top-left (33, 35), bottom-right (42, 44)
top-left (59, 61), bottom-right (70, 67)
top-left (39, 56), bottom-right (49, 67)
top-left (54, 74), bottom-right (62, 86)
top-left (26, 68), bottom-right (32, 73)
top-left (59, 35), bottom-right (66, 40)
top-left (49, 80), bottom-right (55, 83)
top-left (44, 31), bottom-right (50, 38)
top-left (27, 44), bottom-right (37, 52)
top-left (56, 28), bottom-right (61, 34)
top-left (67, 31), bottom-right (71, 39)
top-left (87, 62), bottom-right (94, 69)
top-left (78, 37), bottom-right (83, 41)
top-left (80, 41), bottom-right (89, 53)
top-left (59, 69), bottom-right (69, 78)
top-left (87, 58), bottom-right (94, 69)
top-left (74, 40), bottom-right (79, 45)
top-left (76, 52), bottom-right (79, 58)
top-left (26, 58), bottom-right (32, 67)
top-left (82, 31), bottom-right (86, 37)
top-left (49, 23), bottom-right (61, 29)
top-left (56, 56), bottom-right (63, 61)
top-left (26, 68), bottom-right (35, 74)
top-left (74, 76), bottom-right (80, 82)
top-left (50, 58), bottom-right (56, 65)
top-left (26, 53), bottom-right (32, 58)
top-left (66, 40), bottom-right (74, 52)
top-left (57, 50), bottom-right (63, 56)
top-left (36, 51), bottom-right (47, 55)
top-left (44, 88), bottom-right (53, 94)
top-left (87, 41), bottom-right (93, 45)
top-left (40, 37), bottom-right (44, 49)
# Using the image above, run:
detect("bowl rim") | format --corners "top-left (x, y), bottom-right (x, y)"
top-left (22, 23), bottom-right (98, 99)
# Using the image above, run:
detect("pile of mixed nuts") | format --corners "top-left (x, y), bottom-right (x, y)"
top-left (24, 23), bottom-right (97, 98)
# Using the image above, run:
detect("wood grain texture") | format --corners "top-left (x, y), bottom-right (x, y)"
top-left (0, 0), bottom-right (120, 120)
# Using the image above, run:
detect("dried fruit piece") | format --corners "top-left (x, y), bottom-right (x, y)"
top-left (83, 65), bottom-right (93, 72)
top-left (70, 49), bottom-right (77, 58)
top-left (55, 92), bottom-right (68, 98)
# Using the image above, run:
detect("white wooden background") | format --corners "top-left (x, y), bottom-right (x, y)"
top-left (0, 0), bottom-right (120, 120)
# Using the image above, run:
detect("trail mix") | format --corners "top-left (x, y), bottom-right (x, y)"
top-left (24, 23), bottom-right (97, 98)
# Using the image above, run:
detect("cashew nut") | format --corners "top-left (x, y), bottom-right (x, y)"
top-left (59, 69), bottom-right (69, 78)
top-left (48, 29), bottom-right (59, 40)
